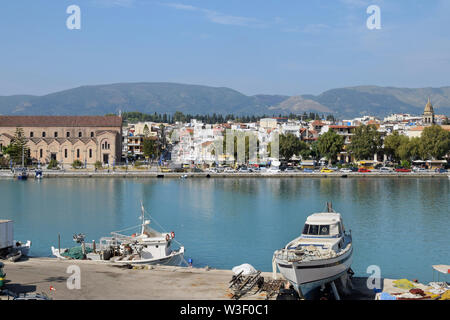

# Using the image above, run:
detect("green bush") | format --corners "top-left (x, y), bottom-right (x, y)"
top-left (47, 159), bottom-right (59, 169)
top-left (94, 161), bottom-right (103, 169)
top-left (400, 160), bottom-right (411, 169)
top-left (134, 161), bottom-right (145, 167)
top-left (0, 156), bottom-right (9, 168)
top-left (72, 160), bottom-right (83, 169)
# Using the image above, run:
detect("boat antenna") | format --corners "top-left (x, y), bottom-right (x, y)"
top-left (140, 201), bottom-right (146, 235)
top-left (326, 202), bottom-right (334, 213)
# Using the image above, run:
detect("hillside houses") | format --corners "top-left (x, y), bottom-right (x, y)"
top-left (117, 99), bottom-right (449, 166)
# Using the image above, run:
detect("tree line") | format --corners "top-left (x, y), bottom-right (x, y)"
top-left (121, 111), bottom-right (336, 125)
top-left (276, 124), bottom-right (450, 165)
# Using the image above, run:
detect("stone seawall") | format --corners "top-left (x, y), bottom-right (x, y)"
top-left (0, 170), bottom-right (448, 179)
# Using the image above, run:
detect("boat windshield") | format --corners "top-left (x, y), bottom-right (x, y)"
top-left (302, 224), bottom-right (330, 236)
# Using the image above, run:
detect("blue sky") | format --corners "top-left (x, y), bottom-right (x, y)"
top-left (0, 0), bottom-right (449, 96)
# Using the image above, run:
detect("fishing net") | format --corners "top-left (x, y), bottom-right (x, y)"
top-left (61, 246), bottom-right (93, 260)
top-left (440, 290), bottom-right (450, 300)
top-left (393, 279), bottom-right (416, 290)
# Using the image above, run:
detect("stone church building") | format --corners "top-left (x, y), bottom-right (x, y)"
top-left (0, 115), bottom-right (122, 166)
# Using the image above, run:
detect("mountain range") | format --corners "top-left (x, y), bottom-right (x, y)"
top-left (1, 82), bottom-right (449, 119)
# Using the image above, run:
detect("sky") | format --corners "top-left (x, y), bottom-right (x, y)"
top-left (0, 0), bottom-right (449, 96)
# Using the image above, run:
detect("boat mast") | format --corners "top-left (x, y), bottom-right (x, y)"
top-left (140, 202), bottom-right (146, 235)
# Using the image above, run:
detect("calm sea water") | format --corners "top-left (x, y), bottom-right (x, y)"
top-left (1, 177), bottom-right (449, 283)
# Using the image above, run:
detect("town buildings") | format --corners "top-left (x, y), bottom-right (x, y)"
top-left (1, 98), bottom-right (448, 168)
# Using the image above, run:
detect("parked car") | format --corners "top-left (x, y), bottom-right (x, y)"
top-left (435, 168), bottom-right (448, 173)
top-left (284, 167), bottom-right (295, 172)
top-left (358, 168), bottom-right (371, 173)
top-left (320, 168), bottom-right (334, 173)
top-left (340, 168), bottom-right (352, 173)
top-left (379, 167), bottom-right (393, 172)
top-left (238, 167), bottom-right (251, 173)
top-left (224, 167), bottom-right (236, 173)
top-left (266, 167), bottom-right (281, 173)
top-left (395, 168), bottom-right (411, 173)
top-left (303, 168), bottom-right (314, 173)
top-left (413, 167), bottom-right (428, 173)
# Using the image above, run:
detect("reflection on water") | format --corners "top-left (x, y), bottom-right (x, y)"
top-left (0, 177), bottom-right (448, 283)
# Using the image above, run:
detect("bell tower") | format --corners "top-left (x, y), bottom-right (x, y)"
top-left (423, 98), bottom-right (435, 125)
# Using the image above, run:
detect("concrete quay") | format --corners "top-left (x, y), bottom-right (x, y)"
top-left (0, 169), bottom-right (447, 179)
top-left (0, 258), bottom-right (274, 300)
top-left (0, 258), bottom-right (428, 300)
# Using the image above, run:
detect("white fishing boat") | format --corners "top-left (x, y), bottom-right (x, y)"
top-left (51, 203), bottom-right (185, 266)
top-left (273, 203), bottom-right (353, 299)
top-left (13, 240), bottom-right (31, 256)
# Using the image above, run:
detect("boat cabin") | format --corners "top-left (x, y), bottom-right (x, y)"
top-left (302, 212), bottom-right (345, 238)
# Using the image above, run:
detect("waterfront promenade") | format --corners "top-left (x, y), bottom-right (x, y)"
top-left (0, 169), bottom-right (448, 179)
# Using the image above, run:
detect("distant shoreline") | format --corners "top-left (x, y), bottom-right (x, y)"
top-left (0, 170), bottom-right (448, 179)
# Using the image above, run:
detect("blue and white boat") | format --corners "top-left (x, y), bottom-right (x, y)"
top-left (16, 168), bottom-right (28, 180)
top-left (35, 169), bottom-right (43, 179)
top-left (273, 203), bottom-right (353, 299)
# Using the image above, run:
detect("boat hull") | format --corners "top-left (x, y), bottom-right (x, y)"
top-left (275, 247), bottom-right (353, 298)
top-left (14, 240), bottom-right (31, 256)
top-left (111, 247), bottom-right (185, 266)
top-left (51, 246), bottom-right (186, 267)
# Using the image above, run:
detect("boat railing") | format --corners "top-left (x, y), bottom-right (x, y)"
top-left (275, 242), bottom-right (352, 262)
top-left (82, 237), bottom-right (121, 252)
top-left (110, 232), bottom-right (135, 242)
top-left (274, 248), bottom-right (306, 262)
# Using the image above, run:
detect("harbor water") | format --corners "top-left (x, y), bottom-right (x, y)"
top-left (0, 177), bottom-right (448, 283)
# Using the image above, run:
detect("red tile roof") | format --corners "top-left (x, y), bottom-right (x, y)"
top-left (0, 116), bottom-right (122, 127)
top-left (329, 125), bottom-right (356, 129)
